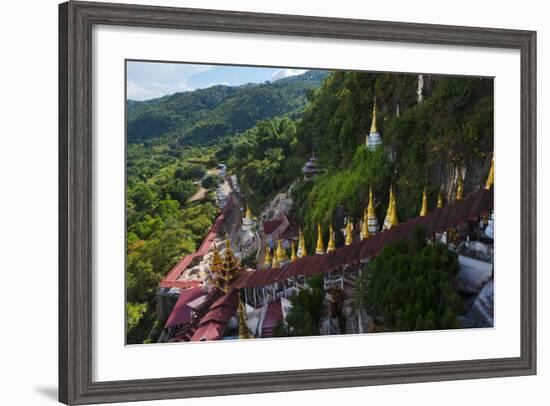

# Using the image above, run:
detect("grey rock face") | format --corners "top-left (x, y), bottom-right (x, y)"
top-left (461, 280), bottom-right (494, 328)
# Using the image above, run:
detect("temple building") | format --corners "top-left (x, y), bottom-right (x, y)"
top-left (366, 99), bottom-right (383, 150)
top-left (262, 212), bottom-right (299, 251)
top-left (157, 149), bottom-right (496, 342)
top-left (302, 153), bottom-right (323, 180)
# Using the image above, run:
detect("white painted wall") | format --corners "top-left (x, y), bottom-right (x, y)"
top-left (0, 0), bottom-right (547, 405)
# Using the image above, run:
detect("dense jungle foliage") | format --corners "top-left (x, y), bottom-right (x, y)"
top-left (355, 226), bottom-right (464, 331)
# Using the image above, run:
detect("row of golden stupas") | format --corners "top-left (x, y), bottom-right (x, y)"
top-left (260, 156), bottom-right (494, 268)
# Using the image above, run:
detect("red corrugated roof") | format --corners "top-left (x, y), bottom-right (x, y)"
top-left (261, 298), bottom-right (283, 338)
top-left (190, 292), bottom-right (238, 341)
top-left (164, 286), bottom-right (205, 328)
top-left (159, 195), bottom-right (234, 289)
top-left (230, 188), bottom-right (493, 290)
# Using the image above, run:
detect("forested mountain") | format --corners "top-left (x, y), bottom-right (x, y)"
top-left (127, 70), bottom-right (329, 145)
top-left (216, 71), bottom-right (493, 251)
top-left (126, 67), bottom-right (493, 343)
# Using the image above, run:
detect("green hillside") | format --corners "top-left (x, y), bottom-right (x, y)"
top-left (127, 70), bottom-right (329, 145)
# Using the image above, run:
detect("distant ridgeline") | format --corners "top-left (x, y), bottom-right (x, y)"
top-left (126, 70), bottom-right (329, 145)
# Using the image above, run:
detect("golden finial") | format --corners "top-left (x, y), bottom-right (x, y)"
top-left (238, 296), bottom-right (251, 339)
top-left (485, 156), bottom-right (494, 190)
top-left (345, 218), bottom-right (354, 246)
top-left (437, 190), bottom-right (443, 208)
top-left (298, 228), bottom-right (307, 257)
top-left (327, 225), bottom-right (336, 253)
top-left (456, 176), bottom-right (463, 200)
top-left (245, 205), bottom-right (252, 220)
top-left (290, 241), bottom-right (297, 262)
top-left (222, 239), bottom-right (240, 282)
top-left (419, 188), bottom-right (428, 217)
top-left (276, 239), bottom-right (289, 263)
top-left (263, 247), bottom-right (272, 268)
top-left (389, 190), bottom-right (399, 226)
top-left (210, 245), bottom-right (223, 274)
top-left (370, 97), bottom-right (378, 134)
top-left (315, 224), bottom-right (325, 255)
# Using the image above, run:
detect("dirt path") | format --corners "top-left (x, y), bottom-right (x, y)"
top-left (188, 186), bottom-right (207, 202)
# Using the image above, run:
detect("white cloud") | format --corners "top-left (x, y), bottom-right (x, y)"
top-left (270, 69), bottom-right (307, 81)
top-left (126, 80), bottom-right (194, 101)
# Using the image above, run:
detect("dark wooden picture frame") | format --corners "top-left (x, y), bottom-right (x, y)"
top-left (59, 1), bottom-right (537, 404)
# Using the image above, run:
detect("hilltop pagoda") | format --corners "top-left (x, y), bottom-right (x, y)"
top-left (366, 99), bottom-right (383, 150)
top-left (242, 205), bottom-right (255, 231)
top-left (302, 153), bottom-right (323, 180)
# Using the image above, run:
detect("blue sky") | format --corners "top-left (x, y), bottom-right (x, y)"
top-left (126, 61), bottom-right (307, 101)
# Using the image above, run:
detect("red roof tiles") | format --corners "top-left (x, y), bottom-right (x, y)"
top-left (231, 188), bottom-right (493, 290)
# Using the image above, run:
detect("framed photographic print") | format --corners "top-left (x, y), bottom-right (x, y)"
top-left (59, 1), bottom-right (536, 404)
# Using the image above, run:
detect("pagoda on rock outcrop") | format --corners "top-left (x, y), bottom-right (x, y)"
top-left (242, 205), bottom-right (255, 232)
top-left (366, 99), bottom-right (383, 150)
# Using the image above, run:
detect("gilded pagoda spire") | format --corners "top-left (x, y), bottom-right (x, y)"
top-left (238, 296), bottom-right (251, 339)
top-left (326, 225), bottom-right (336, 253)
top-left (366, 98), bottom-right (383, 150)
top-left (290, 241), bottom-right (297, 262)
top-left (315, 224), bottom-right (325, 255)
top-left (370, 98), bottom-right (378, 134)
top-left (263, 247), bottom-right (272, 268)
top-left (437, 190), bottom-right (444, 208)
top-left (245, 205), bottom-right (252, 220)
top-left (456, 176), bottom-right (464, 200)
top-left (345, 218), bottom-right (354, 246)
top-left (361, 208), bottom-right (370, 240)
top-left (389, 191), bottom-right (399, 226)
top-left (367, 185), bottom-right (379, 234)
top-left (419, 188), bottom-right (428, 217)
top-left (383, 185), bottom-right (394, 230)
top-left (276, 239), bottom-right (289, 263)
top-left (210, 245), bottom-right (223, 274)
top-left (271, 251), bottom-right (280, 268)
top-left (222, 239), bottom-right (240, 280)
top-left (297, 228), bottom-right (307, 257)
top-left (485, 156), bottom-right (494, 190)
